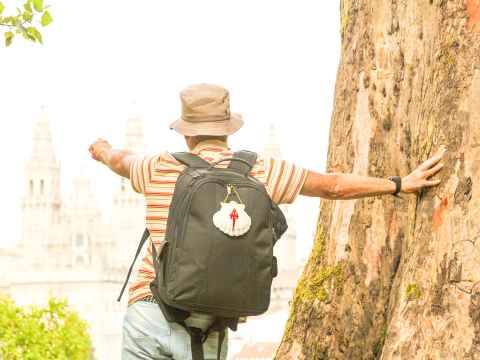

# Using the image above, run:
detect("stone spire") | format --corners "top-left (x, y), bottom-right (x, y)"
top-left (21, 107), bottom-right (61, 266)
top-left (23, 107), bottom-right (61, 205)
top-left (124, 100), bottom-right (146, 154)
top-left (111, 103), bottom-right (146, 266)
top-left (30, 106), bottom-right (57, 164)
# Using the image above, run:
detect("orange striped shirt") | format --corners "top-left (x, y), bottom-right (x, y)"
top-left (127, 139), bottom-right (308, 305)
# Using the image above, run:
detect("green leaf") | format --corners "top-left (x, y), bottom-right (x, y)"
top-left (27, 26), bottom-right (42, 44)
top-left (0, 2), bottom-right (5, 14)
top-left (40, 10), bottom-right (52, 26)
top-left (32, 0), bottom-right (43, 12)
top-left (5, 31), bottom-right (13, 47)
top-left (23, 2), bottom-right (32, 12)
top-left (23, 11), bottom-right (33, 22)
top-left (22, 29), bottom-right (34, 41)
top-left (2, 16), bottom-right (16, 26)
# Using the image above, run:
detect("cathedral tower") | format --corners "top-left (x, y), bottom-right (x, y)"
top-left (21, 108), bottom-right (61, 268)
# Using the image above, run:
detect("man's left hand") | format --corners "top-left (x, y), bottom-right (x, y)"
top-left (401, 145), bottom-right (447, 194)
top-left (89, 138), bottom-right (112, 163)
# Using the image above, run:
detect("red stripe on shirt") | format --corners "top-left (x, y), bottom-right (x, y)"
top-left (291, 170), bottom-right (306, 200)
top-left (148, 229), bottom-right (166, 233)
top-left (278, 164), bottom-right (295, 203)
top-left (149, 180), bottom-right (178, 184)
top-left (129, 280), bottom-right (151, 292)
top-left (144, 191), bottom-right (174, 196)
top-left (266, 157), bottom-right (274, 186)
top-left (271, 160), bottom-right (286, 200)
top-left (154, 169), bottom-right (182, 174)
top-left (146, 216), bottom-right (168, 221)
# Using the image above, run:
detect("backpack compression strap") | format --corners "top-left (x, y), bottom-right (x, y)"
top-left (117, 228), bottom-right (150, 302)
top-left (171, 152), bottom-right (211, 168)
top-left (228, 150), bottom-right (257, 175)
top-left (176, 319), bottom-right (229, 360)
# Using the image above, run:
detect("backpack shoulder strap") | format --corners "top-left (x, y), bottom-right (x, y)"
top-left (170, 152), bottom-right (210, 168)
top-left (228, 150), bottom-right (257, 174)
top-left (117, 228), bottom-right (150, 302)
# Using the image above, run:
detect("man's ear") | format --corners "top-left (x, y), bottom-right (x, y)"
top-left (185, 136), bottom-right (193, 150)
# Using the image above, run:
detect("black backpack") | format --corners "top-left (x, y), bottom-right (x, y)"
top-left (118, 150), bottom-right (287, 360)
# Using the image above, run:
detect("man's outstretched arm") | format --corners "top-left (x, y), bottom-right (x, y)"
top-left (300, 145), bottom-right (447, 200)
top-left (300, 171), bottom-right (399, 200)
top-left (89, 138), bottom-right (137, 179)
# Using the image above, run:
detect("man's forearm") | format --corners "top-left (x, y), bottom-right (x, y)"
top-left (99, 149), bottom-right (135, 178)
top-left (301, 146), bottom-right (446, 200)
top-left (332, 173), bottom-right (397, 200)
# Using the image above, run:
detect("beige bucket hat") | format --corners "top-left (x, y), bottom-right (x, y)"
top-left (169, 83), bottom-right (244, 136)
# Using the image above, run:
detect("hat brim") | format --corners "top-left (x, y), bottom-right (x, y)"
top-left (169, 113), bottom-right (244, 136)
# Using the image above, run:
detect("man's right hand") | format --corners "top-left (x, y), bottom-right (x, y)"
top-left (89, 138), bottom-right (112, 163)
top-left (401, 145), bottom-right (447, 194)
top-left (89, 139), bottom-right (136, 179)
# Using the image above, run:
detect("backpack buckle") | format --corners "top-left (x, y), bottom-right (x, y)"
top-left (190, 170), bottom-right (202, 179)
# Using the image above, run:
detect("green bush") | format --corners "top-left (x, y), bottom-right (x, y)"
top-left (0, 295), bottom-right (93, 360)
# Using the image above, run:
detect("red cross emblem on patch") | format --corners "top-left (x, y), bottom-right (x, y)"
top-left (229, 208), bottom-right (239, 230)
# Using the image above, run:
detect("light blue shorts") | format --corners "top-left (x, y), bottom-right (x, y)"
top-left (121, 301), bottom-right (228, 360)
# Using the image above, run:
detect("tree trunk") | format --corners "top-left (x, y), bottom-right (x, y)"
top-left (276, 1), bottom-right (480, 359)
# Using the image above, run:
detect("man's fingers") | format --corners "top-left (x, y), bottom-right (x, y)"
top-left (424, 179), bottom-right (442, 187)
top-left (418, 149), bottom-right (446, 171)
top-left (424, 162), bottom-right (444, 178)
top-left (419, 154), bottom-right (442, 171)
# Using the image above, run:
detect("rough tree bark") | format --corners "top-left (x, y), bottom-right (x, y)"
top-left (276, 1), bottom-right (480, 359)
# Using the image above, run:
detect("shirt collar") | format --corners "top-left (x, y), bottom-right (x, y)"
top-left (191, 139), bottom-right (230, 154)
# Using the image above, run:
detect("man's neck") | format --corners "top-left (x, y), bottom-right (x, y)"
top-left (187, 136), bottom-right (229, 151)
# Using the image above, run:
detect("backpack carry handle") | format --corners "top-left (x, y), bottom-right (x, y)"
top-left (208, 157), bottom-right (253, 174)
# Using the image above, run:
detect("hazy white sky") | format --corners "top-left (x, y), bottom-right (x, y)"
top-left (0, 0), bottom-right (341, 259)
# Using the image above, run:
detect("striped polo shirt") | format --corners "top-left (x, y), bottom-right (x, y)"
top-left (127, 139), bottom-right (308, 306)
